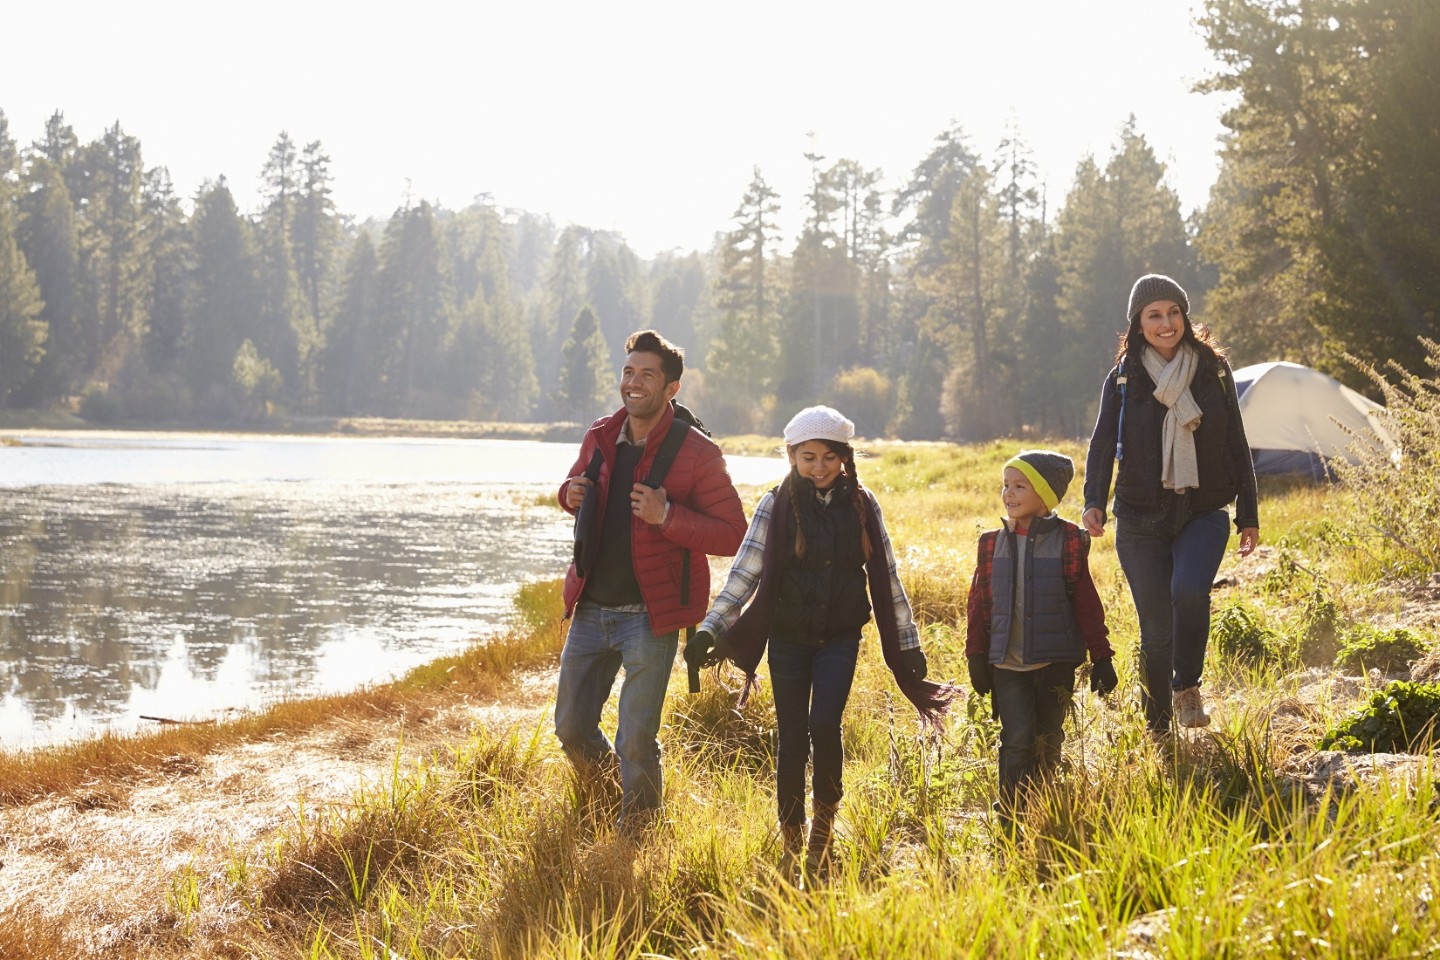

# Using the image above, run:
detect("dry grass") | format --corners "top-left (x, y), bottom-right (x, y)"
top-left (7, 437), bottom-right (1440, 958)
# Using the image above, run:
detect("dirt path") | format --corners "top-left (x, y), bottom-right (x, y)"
top-left (0, 671), bottom-right (558, 956)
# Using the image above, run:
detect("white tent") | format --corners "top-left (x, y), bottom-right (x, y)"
top-left (1232, 361), bottom-right (1398, 476)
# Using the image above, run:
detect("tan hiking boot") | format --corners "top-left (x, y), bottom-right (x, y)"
top-left (1173, 685), bottom-right (1211, 728)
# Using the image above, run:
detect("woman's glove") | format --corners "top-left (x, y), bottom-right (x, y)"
top-left (896, 647), bottom-right (928, 681)
top-left (967, 653), bottom-right (994, 696)
top-left (1089, 657), bottom-right (1118, 695)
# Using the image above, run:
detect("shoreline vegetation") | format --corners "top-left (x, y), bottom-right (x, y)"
top-left (5, 413), bottom-right (1440, 955)
top-left (0, 410), bottom-right (785, 460)
top-left (0, 410), bottom-right (586, 444)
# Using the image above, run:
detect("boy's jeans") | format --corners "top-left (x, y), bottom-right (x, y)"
top-left (767, 635), bottom-right (860, 827)
top-left (554, 601), bottom-right (678, 823)
top-left (993, 662), bottom-right (1076, 809)
top-left (1115, 508), bottom-right (1231, 731)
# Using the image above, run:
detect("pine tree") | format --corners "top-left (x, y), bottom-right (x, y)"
top-left (889, 124), bottom-right (982, 439)
top-left (13, 154), bottom-right (76, 405)
top-left (189, 178), bottom-right (261, 416)
top-left (1054, 121), bottom-right (1196, 420)
top-left (76, 122), bottom-right (148, 389)
top-left (317, 231), bottom-right (380, 414)
top-left (555, 305), bottom-right (611, 421)
top-left (535, 225), bottom-right (588, 417)
top-left (134, 166), bottom-right (194, 415)
top-left (707, 167), bottom-right (781, 432)
top-left (293, 140), bottom-right (340, 334)
top-left (0, 112), bottom-right (47, 404)
top-left (373, 201), bottom-right (454, 416)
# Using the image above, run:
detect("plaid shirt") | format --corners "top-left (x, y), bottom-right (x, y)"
top-left (700, 489), bottom-right (921, 650)
top-left (965, 516), bottom-right (1111, 659)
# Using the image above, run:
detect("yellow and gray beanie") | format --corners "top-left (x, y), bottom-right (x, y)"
top-left (1005, 450), bottom-right (1074, 512)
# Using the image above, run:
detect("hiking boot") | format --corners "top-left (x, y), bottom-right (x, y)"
top-left (779, 821), bottom-right (805, 885)
top-left (1173, 685), bottom-right (1210, 728)
top-left (805, 802), bottom-right (838, 886)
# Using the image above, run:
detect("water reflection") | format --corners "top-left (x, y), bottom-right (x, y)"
top-left (0, 433), bottom-right (788, 747)
top-left (0, 480), bottom-right (573, 745)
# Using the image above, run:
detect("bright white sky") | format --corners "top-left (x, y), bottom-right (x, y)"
top-left (3, 0), bottom-right (1229, 258)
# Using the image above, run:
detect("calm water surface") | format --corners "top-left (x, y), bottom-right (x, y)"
top-left (0, 432), bottom-right (786, 747)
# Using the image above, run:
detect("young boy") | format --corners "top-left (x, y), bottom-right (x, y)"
top-left (965, 450), bottom-right (1116, 828)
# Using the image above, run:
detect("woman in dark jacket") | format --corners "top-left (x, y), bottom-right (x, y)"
top-left (1082, 274), bottom-right (1259, 734)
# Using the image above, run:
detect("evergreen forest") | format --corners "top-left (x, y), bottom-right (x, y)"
top-left (0, 0), bottom-right (1435, 439)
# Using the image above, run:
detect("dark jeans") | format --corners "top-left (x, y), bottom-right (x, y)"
top-left (992, 663), bottom-right (1076, 809)
top-left (767, 635), bottom-right (860, 826)
top-left (1115, 507), bottom-right (1231, 731)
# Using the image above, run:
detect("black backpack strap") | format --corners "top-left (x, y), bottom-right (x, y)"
top-left (644, 420), bottom-right (691, 489)
top-left (583, 447), bottom-right (603, 483)
top-left (645, 419), bottom-right (694, 613)
top-left (1115, 355), bottom-right (1130, 462)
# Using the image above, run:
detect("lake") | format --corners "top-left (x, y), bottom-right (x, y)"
top-left (0, 431), bottom-right (788, 748)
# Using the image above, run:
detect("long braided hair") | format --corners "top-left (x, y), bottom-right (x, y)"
top-left (786, 439), bottom-right (872, 562)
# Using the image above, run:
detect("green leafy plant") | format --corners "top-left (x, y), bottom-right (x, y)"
top-left (1211, 602), bottom-right (1288, 664)
top-left (1297, 587), bottom-right (1342, 665)
top-left (1336, 624), bottom-right (1430, 674)
top-left (1320, 680), bottom-right (1440, 753)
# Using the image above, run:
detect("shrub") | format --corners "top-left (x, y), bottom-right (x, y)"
top-left (1335, 624), bottom-right (1430, 674)
top-left (1211, 602), bottom-right (1289, 664)
top-left (1320, 680), bottom-right (1440, 753)
top-left (1297, 587), bottom-right (1342, 665)
top-left (79, 386), bottom-right (122, 424)
top-left (1333, 339), bottom-right (1440, 577)
top-left (829, 366), bottom-right (892, 439)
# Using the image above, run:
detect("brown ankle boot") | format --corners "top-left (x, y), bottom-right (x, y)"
top-left (805, 802), bottom-right (838, 884)
top-left (779, 821), bottom-right (805, 883)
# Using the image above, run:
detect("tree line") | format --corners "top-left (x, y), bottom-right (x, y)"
top-left (0, 0), bottom-right (1434, 439)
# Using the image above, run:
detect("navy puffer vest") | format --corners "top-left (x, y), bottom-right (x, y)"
top-left (987, 515), bottom-right (1084, 665)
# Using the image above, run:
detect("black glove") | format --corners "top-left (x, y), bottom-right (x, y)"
top-left (897, 647), bottom-right (928, 681)
top-left (684, 630), bottom-right (714, 693)
top-left (1089, 657), bottom-right (1118, 695)
top-left (967, 653), bottom-right (994, 697)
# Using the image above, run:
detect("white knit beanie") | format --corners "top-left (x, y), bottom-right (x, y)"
top-left (783, 405), bottom-right (855, 446)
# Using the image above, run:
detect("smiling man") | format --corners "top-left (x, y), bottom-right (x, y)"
top-left (555, 329), bottom-right (746, 833)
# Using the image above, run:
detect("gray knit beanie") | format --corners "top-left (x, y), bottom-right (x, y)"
top-left (1127, 274), bottom-right (1190, 324)
top-left (1005, 450), bottom-right (1074, 511)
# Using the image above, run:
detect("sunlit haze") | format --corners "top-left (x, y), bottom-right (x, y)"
top-left (3, 0), bottom-right (1226, 257)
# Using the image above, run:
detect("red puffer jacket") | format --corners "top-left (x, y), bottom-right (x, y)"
top-left (558, 403), bottom-right (747, 635)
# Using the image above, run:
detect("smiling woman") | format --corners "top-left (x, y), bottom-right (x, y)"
top-left (1082, 273), bottom-right (1260, 735)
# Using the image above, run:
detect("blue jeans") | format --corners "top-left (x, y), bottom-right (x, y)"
top-left (554, 602), bottom-right (678, 822)
top-left (767, 635), bottom-right (860, 826)
top-left (993, 663), bottom-right (1076, 809)
top-left (1115, 507), bottom-right (1231, 731)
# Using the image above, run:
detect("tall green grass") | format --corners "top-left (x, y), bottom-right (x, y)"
top-left (218, 427), bottom-right (1440, 958)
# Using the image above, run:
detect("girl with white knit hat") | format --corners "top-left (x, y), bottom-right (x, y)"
top-left (687, 405), bottom-right (955, 884)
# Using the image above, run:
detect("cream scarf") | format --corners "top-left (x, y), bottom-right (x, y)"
top-left (1140, 342), bottom-right (1202, 492)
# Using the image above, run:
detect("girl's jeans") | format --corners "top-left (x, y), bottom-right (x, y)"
top-left (767, 635), bottom-right (860, 826)
top-left (1115, 507), bottom-right (1231, 731)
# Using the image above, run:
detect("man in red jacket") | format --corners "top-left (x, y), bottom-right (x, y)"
top-left (556, 329), bottom-right (746, 831)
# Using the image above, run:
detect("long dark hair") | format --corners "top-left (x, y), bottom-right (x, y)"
top-left (786, 439), bottom-right (872, 561)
